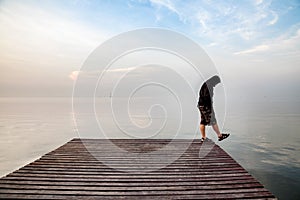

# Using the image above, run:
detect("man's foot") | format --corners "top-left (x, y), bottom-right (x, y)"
top-left (201, 138), bottom-right (210, 142)
top-left (218, 133), bottom-right (230, 141)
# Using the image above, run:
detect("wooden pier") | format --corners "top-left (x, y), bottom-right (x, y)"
top-left (0, 138), bottom-right (276, 199)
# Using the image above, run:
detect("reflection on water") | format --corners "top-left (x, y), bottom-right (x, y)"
top-left (0, 97), bottom-right (299, 199)
top-left (0, 98), bottom-right (76, 178)
top-left (220, 99), bottom-right (300, 199)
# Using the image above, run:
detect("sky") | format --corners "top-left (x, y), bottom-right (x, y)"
top-left (0, 0), bottom-right (300, 99)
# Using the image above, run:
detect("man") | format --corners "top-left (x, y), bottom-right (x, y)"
top-left (197, 75), bottom-right (229, 142)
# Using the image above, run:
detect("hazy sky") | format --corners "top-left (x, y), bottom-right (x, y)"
top-left (0, 0), bottom-right (299, 99)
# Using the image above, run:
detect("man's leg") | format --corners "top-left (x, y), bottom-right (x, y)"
top-left (200, 124), bottom-right (206, 139)
top-left (212, 123), bottom-right (222, 138)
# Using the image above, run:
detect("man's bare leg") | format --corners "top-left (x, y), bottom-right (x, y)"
top-left (212, 124), bottom-right (222, 138)
top-left (200, 124), bottom-right (206, 139)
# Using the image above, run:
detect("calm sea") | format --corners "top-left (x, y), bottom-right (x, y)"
top-left (0, 97), bottom-right (299, 199)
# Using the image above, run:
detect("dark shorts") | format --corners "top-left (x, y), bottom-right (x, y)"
top-left (198, 105), bottom-right (217, 126)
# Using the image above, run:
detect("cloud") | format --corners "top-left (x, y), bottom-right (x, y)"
top-left (255, 0), bottom-right (264, 5)
top-left (268, 11), bottom-right (279, 25)
top-left (106, 67), bottom-right (137, 73)
top-left (68, 67), bottom-right (138, 81)
top-left (147, 0), bottom-right (298, 55)
top-left (69, 71), bottom-right (80, 81)
top-left (234, 45), bottom-right (269, 55)
top-left (0, 1), bottom-right (112, 96)
top-left (234, 28), bottom-right (300, 55)
top-left (196, 11), bottom-right (211, 33)
top-left (150, 0), bottom-right (177, 14)
top-left (149, 0), bottom-right (188, 23)
top-left (0, 1), bottom-right (108, 67)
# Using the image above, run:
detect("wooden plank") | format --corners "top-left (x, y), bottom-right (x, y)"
top-left (0, 179), bottom-right (260, 186)
top-left (15, 168), bottom-right (248, 175)
top-left (5, 173), bottom-right (252, 179)
top-left (2, 175), bottom-right (256, 183)
top-left (19, 167), bottom-right (245, 171)
top-left (0, 183), bottom-right (264, 191)
top-left (0, 138), bottom-right (276, 199)
top-left (0, 193), bottom-right (276, 200)
top-left (0, 187), bottom-right (272, 194)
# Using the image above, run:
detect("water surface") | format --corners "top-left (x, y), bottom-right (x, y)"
top-left (0, 97), bottom-right (299, 199)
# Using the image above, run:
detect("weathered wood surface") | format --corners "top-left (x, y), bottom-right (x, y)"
top-left (0, 138), bottom-right (276, 199)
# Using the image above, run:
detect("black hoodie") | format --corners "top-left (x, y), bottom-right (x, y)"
top-left (197, 76), bottom-right (220, 109)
